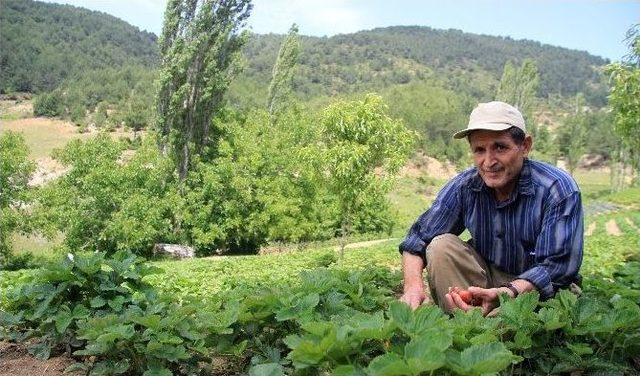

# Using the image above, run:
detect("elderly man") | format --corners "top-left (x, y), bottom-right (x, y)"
top-left (399, 101), bottom-right (583, 316)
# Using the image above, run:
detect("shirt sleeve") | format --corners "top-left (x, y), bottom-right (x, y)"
top-left (398, 178), bottom-right (465, 261)
top-left (518, 191), bottom-right (583, 299)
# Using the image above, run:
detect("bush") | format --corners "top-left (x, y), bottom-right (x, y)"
top-left (33, 91), bottom-right (63, 117)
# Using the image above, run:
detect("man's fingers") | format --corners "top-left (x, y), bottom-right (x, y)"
top-left (400, 293), bottom-right (426, 310)
top-left (450, 292), bottom-right (472, 311)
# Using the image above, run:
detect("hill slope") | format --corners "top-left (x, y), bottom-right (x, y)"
top-left (0, 0), bottom-right (158, 93)
top-left (237, 26), bottom-right (609, 107)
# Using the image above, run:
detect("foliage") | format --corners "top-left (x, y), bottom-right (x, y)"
top-left (0, 132), bottom-right (35, 265)
top-left (181, 107), bottom-right (336, 254)
top-left (156, 0), bottom-right (253, 181)
top-left (0, 251), bottom-right (238, 375)
top-left (267, 24), bottom-right (300, 121)
top-left (321, 94), bottom-right (414, 253)
top-left (32, 91), bottom-right (64, 117)
top-left (496, 58), bottom-right (539, 124)
top-left (556, 94), bottom-right (589, 175)
top-left (33, 135), bottom-right (179, 256)
top-left (0, 0), bottom-right (157, 93)
top-left (380, 79), bottom-right (472, 164)
top-left (3, 205), bottom-right (640, 374)
top-left (239, 26), bottom-right (608, 107)
top-left (607, 24), bottom-right (640, 185)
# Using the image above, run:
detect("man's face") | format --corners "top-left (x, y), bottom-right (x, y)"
top-left (468, 129), bottom-right (532, 199)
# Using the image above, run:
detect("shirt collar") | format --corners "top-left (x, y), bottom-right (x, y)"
top-left (470, 158), bottom-right (534, 196)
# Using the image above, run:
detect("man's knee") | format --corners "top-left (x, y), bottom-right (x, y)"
top-left (426, 233), bottom-right (463, 266)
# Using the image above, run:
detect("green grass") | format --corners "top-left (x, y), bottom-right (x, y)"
top-left (573, 169), bottom-right (612, 203)
top-left (388, 175), bottom-right (447, 237)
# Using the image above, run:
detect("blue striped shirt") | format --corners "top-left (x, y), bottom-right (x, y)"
top-left (399, 159), bottom-right (583, 299)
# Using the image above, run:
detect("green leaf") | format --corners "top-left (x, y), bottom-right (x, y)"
top-left (28, 342), bottom-right (51, 360)
top-left (248, 363), bottom-right (285, 376)
top-left (142, 366), bottom-right (173, 376)
top-left (566, 342), bottom-right (593, 356)
top-left (458, 342), bottom-right (522, 375)
top-left (537, 307), bottom-right (566, 330)
top-left (54, 305), bottom-right (73, 334)
top-left (403, 330), bottom-right (451, 373)
top-left (275, 293), bottom-right (320, 321)
top-left (333, 365), bottom-right (366, 376)
top-left (90, 296), bottom-right (107, 308)
top-left (367, 353), bottom-right (411, 376)
top-left (72, 304), bottom-right (90, 319)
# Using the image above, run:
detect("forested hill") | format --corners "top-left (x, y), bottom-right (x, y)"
top-left (238, 26), bottom-right (609, 106)
top-left (0, 0), bottom-right (158, 93)
top-left (1, 0), bottom-right (608, 106)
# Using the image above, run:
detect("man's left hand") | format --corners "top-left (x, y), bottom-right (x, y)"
top-left (445, 286), bottom-right (509, 316)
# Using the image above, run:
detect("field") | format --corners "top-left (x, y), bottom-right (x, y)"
top-left (2, 101), bottom-right (640, 375)
top-left (1, 183), bottom-right (639, 375)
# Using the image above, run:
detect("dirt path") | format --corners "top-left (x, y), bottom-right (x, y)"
top-left (334, 238), bottom-right (398, 251)
top-left (605, 219), bottom-right (622, 236)
top-left (585, 222), bottom-right (596, 236)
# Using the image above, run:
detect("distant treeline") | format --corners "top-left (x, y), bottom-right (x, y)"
top-left (238, 27), bottom-right (609, 107)
top-left (0, 0), bottom-right (157, 93)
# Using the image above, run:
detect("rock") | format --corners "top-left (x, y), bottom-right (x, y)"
top-left (578, 154), bottom-right (606, 169)
top-left (153, 243), bottom-right (195, 259)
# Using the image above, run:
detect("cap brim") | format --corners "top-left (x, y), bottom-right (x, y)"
top-left (452, 123), bottom-right (513, 139)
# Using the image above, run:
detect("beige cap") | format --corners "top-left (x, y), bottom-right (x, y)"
top-left (453, 101), bottom-right (526, 139)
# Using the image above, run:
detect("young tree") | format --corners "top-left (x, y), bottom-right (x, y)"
top-left (0, 132), bottom-right (35, 261)
top-left (267, 24), bottom-right (300, 122)
top-left (156, 0), bottom-right (253, 182)
top-left (496, 59), bottom-right (539, 124)
top-left (321, 94), bottom-right (414, 256)
top-left (607, 24), bottom-right (640, 186)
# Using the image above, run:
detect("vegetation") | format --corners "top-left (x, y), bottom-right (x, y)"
top-left (0, 132), bottom-right (35, 266)
top-left (0, 0), bottom-right (157, 93)
top-left (2, 3), bottom-right (640, 375)
top-left (156, 0), bottom-right (253, 181)
top-left (2, 206), bottom-right (639, 375)
top-left (607, 24), bottom-right (640, 186)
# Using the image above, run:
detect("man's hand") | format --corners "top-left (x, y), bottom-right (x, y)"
top-left (445, 286), bottom-right (511, 316)
top-left (400, 251), bottom-right (429, 310)
top-left (400, 288), bottom-right (429, 310)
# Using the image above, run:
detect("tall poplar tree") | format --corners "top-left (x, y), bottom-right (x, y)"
top-left (496, 59), bottom-right (539, 124)
top-left (157, 0), bottom-right (252, 182)
top-left (267, 24), bottom-right (300, 122)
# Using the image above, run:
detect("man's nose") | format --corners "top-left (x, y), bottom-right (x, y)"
top-left (483, 150), bottom-right (498, 167)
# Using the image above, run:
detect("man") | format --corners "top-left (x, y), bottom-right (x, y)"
top-left (399, 101), bottom-right (583, 316)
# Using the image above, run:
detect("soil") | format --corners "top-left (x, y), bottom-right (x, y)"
top-left (400, 152), bottom-right (457, 180)
top-left (0, 341), bottom-right (77, 376)
top-left (585, 222), bottom-right (596, 236)
top-left (605, 219), bottom-right (622, 236)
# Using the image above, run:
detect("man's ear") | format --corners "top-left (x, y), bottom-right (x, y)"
top-left (522, 135), bottom-right (533, 156)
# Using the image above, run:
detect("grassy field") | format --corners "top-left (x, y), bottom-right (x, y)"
top-left (0, 117), bottom-right (92, 159)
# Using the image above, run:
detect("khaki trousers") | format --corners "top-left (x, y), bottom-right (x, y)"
top-left (425, 233), bottom-right (515, 311)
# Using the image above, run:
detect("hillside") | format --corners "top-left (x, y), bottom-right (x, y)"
top-left (234, 26), bottom-right (609, 107)
top-left (1, 1), bottom-right (608, 108)
top-left (0, 0), bottom-right (158, 93)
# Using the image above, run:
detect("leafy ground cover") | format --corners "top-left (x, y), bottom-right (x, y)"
top-left (2, 202), bottom-right (640, 375)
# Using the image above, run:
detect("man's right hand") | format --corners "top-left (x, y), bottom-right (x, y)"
top-left (399, 288), bottom-right (429, 310)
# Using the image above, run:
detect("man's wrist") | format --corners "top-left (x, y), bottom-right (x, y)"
top-left (500, 282), bottom-right (519, 298)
